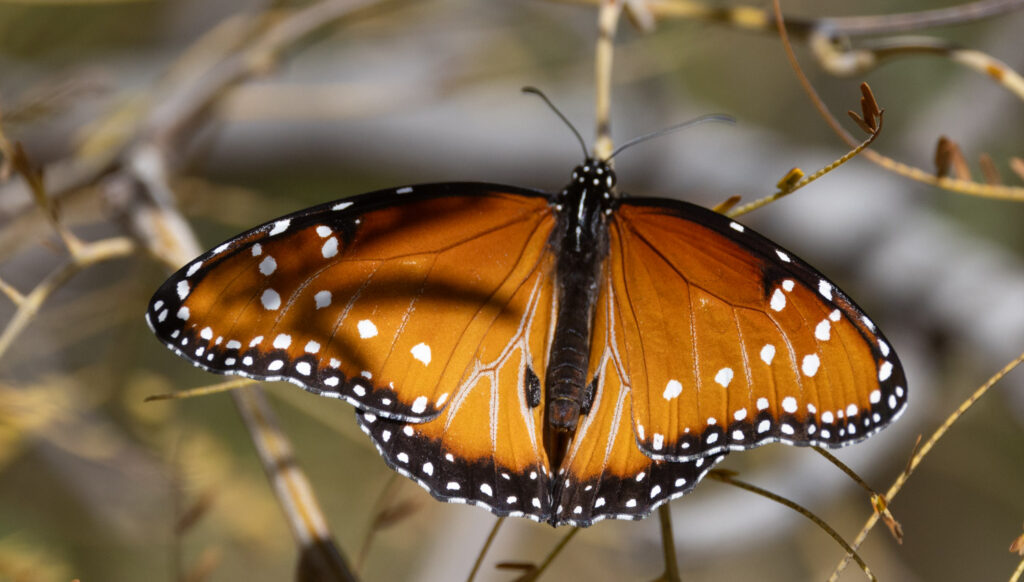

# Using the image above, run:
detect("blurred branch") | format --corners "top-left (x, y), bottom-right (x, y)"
top-left (552, 0), bottom-right (1024, 200)
top-left (593, 0), bottom-right (623, 159)
top-left (0, 236), bottom-right (134, 361)
top-left (768, 0), bottom-right (1024, 202)
top-left (234, 387), bottom-right (356, 582)
top-left (0, 0), bottom-right (411, 578)
top-left (653, 505), bottom-right (680, 582)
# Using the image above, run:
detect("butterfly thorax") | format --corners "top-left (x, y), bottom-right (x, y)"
top-left (544, 159), bottom-right (615, 446)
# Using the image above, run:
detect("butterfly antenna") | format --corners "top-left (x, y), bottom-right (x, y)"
top-left (609, 114), bottom-right (736, 160)
top-left (522, 86), bottom-right (589, 159)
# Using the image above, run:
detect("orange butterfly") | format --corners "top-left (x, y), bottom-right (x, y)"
top-left (147, 158), bottom-right (906, 526)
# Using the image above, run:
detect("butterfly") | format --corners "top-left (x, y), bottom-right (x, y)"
top-left (146, 155), bottom-right (907, 527)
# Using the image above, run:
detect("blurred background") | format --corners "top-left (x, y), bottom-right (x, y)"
top-left (1, 0), bottom-right (1023, 580)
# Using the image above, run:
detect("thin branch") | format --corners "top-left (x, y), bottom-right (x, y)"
top-left (654, 504), bottom-right (681, 582)
top-left (1012, 555), bottom-right (1024, 582)
top-left (233, 387), bottom-right (357, 582)
top-left (466, 517), bottom-right (505, 582)
top-left (829, 348), bottom-right (1024, 580)
top-left (709, 471), bottom-right (876, 581)
top-left (812, 447), bottom-right (903, 543)
top-left (533, 526), bottom-right (580, 580)
top-left (144, 377), bottom-right (257, 402)
top-left (727, 107), bottom-right (883, 217)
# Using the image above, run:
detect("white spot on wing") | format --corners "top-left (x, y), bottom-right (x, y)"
top-left (273, 334), bottom-right (291, 349)
top-left (396, 186), bottom-right (413, 194)
top-left (315, 225), bottom-right (332, 238)
top-left (314, 290), bottom-right (332, 309)
top-left (269, 219), bottom-right (290, 236)
top-left (782, 396), bottom-right (798, 413)
top-left (782, 279), bottom-right (795, 292)
top-left (332, 201), bottom-right (353, 211)
top-left (261, 289), bottom-right (281, 310)
top-left (760, 344), bottom-right (776, 365)
top-left (176, 280), bottom-right (190, 300)
top-left (410, 396), bottom-right (428, 414)
top-left (776, 249), bottom-right (791, 262)
top-left (729, 221), bottom-right (744, 232)
top-left (770, 289), bottom-right (786, 311)
top-left (357, 319), bottom-right (377, 338)
top-left (662, 379), bottom-right (683, 400)
top-left (259, 255), bottom-right (277, 276)
top-left (251, 243), bottom-right (262, 257)
top-left (411, 343), bottom-right (431, 365)
top-left (186, 262), bottom-right (203, 277)
top-left (802, 354), bottom-right (820, 377)
top-left (879, 360), bottom-right (893, 381)
top-left (321, 237), bottom-right (339, 259)
top-left (815, 319), bottom-right (831, 340)
top-left (714, 367), bottom-right (734, 387)
top-left (304, 340), bottom-right (320, 354)
top-left (818, 279), bottom-right (833, 300)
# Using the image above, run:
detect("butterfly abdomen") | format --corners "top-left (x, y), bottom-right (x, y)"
top-left (544, 160), bottom-right (614, 432)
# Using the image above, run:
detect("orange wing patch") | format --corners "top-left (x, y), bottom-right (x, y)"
top-left (147, 189), bottom-right (556, 424)
top-left (609, 201), bottom-right (907, 462)
top-left (356, 249), bottom-right (558, 521)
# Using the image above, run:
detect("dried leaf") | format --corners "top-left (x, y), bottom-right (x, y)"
top-left (1009, 157), bottom-right (1024, 182)
top-left (978, 153), bottom-right (1001, 185)
top-left (935, 136), bottom-right (970, 180)
top-left (1010, 531), bottom-right (1024, 555)
top-left (847, 110), bottom-right (874, 135)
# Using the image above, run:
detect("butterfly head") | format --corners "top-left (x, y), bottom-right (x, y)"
top-left (569, 158), bottom-right (616, 195)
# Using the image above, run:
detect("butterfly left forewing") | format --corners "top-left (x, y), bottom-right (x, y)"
top-left (147, 185), bottom-right (555, 423)
top-left (608, 199), bottom-right (907, 462)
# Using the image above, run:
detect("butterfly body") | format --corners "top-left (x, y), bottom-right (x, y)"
top-left (147, 157), bottom-right (907, 527)
top-left (544, 159), bottom-right (614, 436)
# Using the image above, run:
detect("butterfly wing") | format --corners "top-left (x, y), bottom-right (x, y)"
top-left (147, 183), bottom-right (557, 420)
top-left (552, 266), bottom-right (726, 527)
top-left (607, 198), bottom-right (908, 462)
top-left (353, 244), bottom-right (559, 520)
top-left (147, 185), bottom-right (566, 511)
